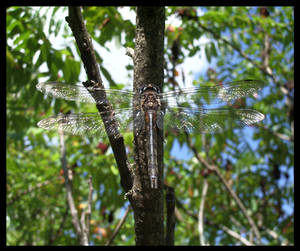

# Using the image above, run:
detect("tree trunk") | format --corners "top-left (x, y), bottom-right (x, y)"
top-left (130, 6), bottom-right (165, 245)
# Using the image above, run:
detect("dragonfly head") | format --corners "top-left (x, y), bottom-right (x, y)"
top-left (140, 84), bottom-right (161, 111)
top-left (139, 84), bottom-right (160, 95)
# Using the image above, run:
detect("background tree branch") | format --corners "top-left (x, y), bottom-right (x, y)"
top-left (165, 185), bottom-right (176, 245)
top-left (65, 7), bottom-right (132, 192)
top-left (185, 132), bottom-right (262, 244)
top-left (105, 205), bottom-right (131, 246)
top-left (59, 128), bottom-right (87, 245)
top-left (198, 178), bottom-right (208, 246)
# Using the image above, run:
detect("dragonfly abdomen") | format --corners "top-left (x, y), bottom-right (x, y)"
top-left (145, 110), bottom-right (158, 189)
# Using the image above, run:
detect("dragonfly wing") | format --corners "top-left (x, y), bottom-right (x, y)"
top-left (37, 82), bottom-right (96, 103)
top-left (160, 80), bottom-right (265, 107)
top-left (113, 108), bottom-right (136, 135)
top-left (37, 109), bottom-right (135, 138)
top-left (36, 82), bottom-right (134, 108)
top-left (133, 111), bottom-right (145, 132)
top-left (163, 107), bottom-right (264, 134)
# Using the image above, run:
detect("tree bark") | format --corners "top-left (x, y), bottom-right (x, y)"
top-left (66, 7), bottom-right (132, 192)
top-left (130, 6), bottom-right (165, 245)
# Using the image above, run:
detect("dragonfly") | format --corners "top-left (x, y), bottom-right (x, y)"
top-left (36, 80), bottom-right (265, 189)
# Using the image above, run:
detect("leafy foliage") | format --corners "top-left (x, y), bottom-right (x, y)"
top-left (7, 7), bottom-right (293, 245)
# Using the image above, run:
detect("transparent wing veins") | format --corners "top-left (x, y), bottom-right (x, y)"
top-left (37, 108), bottom-right (135, 138)
top-left (36, 80), bottom-right (265, 136)
top-left (160, 80), bottom-right (265, 107)
top-left (163, 106), bottom-right (264, 133)
top-left (36, 82), bottom-right (135, 107)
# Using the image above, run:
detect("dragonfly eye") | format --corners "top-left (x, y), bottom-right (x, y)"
top-left (152, 86), bottom-right (160, 93)
top-left (140, 85), bottom-right (160, 94)
top-left (139, 87), bottom-right (145, 95)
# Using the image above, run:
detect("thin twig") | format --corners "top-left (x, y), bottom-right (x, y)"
top-left (196, 20), bottom-right (277, 85)
top-left (58, 128), bottom-right (85, 245)
top-left (262, 26), bottom-right (272, 76)
top-left (198, 133), bottom-right (209, 245)
top-left (264, 227), bottom-right (290, 245)
top-left (175, 198), bottom-right (198, 221)
top-left (218, 224), bottom-right (253, 246)
top-left (105, 205), bottom-right (131, 246)
top-left (181, 8), bottom-right (294, 102)
top-left (230, 215), bottom-right (246, 230)
top-left (257, 124), bottom-right (293, 142)
top-left (86, 176), bottom-right (93, 235)
top-left (79, 176), bottom-right (93, 245)
top-left (185, 132), bottom-right (261, 244)
top-left (176, 189), bottom-right (254, 245)
top-left (198, 178), bottom-right (209, 246)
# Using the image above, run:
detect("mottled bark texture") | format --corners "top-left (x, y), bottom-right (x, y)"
top-left (131, 7), bottom-right (165, 245)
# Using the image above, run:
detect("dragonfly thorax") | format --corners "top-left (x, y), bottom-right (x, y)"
top-left (140, 88), bottom-right (161, 112)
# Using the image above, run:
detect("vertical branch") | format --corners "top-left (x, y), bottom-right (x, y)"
top-left (165, 186), bottom-right (176, 245)
top-left (260, 7), bottom-right (272, 77)
top-left (198, 133), bottom-right (209, 246)
top-left (130, 6), bottom-right (165, 245)
top-left (80, 176), bottom-right (93, 245)
top-left (86, 176), bottom-right (93, 233)
top-left (198, 178), bottom-right (209, 246)
top-left (212, 167), bottom-right (261, 244)
top-left (58, 128), bottom-right (86, 245)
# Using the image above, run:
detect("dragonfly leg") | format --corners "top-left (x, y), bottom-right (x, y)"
top-left (150, 175), bottom-right (158, 189)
